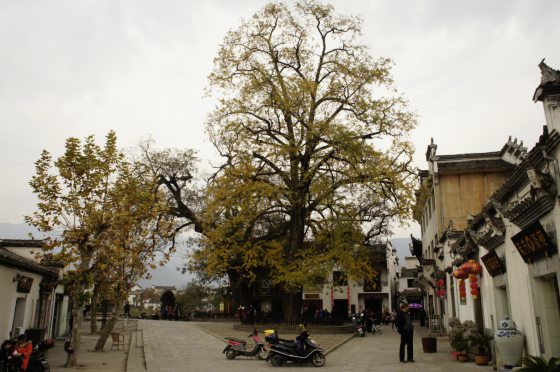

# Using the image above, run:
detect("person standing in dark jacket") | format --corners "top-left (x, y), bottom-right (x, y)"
top-left (395, 303), bottom-right (414, 363)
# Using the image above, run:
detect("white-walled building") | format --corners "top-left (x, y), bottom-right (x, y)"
top-left (398, 256), bottom-right (422, 306)
top-left (0, 239), bottom-right (69, 342)
top-left (302, 241), bottom-right (399, 320)
top-left (414, 60), bottom-right (560, 361)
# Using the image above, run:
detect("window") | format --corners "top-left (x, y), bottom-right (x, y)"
top-left (407, 279), bottom-right (415, 288)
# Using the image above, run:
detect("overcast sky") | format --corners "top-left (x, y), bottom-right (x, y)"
top-left (1, 0), bottom-right (559, 240)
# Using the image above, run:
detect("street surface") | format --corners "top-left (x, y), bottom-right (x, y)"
top-left (131, 320), bottom-right (495, 372)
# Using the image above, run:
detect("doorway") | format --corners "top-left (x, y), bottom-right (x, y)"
top-left (364, 298), bottom-right (382, 318)
top-left (11, 297), bottom-right (26, 337)
top-left (52, 294), bottom-right (64, 338)
top-left (535, 274), bottom-right (560, 358)
top-left (333, 299), bottom-right (348, 321)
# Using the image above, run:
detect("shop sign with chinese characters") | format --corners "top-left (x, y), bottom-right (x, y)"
top-left (511, 221), bottom-right (557, 263)
top-left (481, 250), bottom-right (506, 277)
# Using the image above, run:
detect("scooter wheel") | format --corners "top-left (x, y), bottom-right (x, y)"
top-left (225, 349), bottom-right (237, 360)
top-left (311, 352), bottom-right (326, 367)
top-left (270, 355), bottom-right (284, 367)
top-left (257, 348), bottom-right (269, 360)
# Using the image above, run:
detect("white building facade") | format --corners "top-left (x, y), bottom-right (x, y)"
top-left (0, 240), bottom-right (69, 342)
top-left (416, 61), bottom-right (560, 361)
top-left (302, 241), bottom-right (399, 320)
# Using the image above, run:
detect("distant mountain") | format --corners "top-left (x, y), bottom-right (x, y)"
top-left (0, 222), bottom-right (191, 288)
top-left (391, 237), bottom-right (413, 268)
top-left (0, 223), bottom-right (47, 239)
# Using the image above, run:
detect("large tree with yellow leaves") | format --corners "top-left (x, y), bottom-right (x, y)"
top-left (26, 131), bottom-right (176, 365)
top-left (194, 0), bottom-right (417, 321)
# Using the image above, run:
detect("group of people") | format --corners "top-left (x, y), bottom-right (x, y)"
top-left (237, 305), bottom-right (257, 325)
top-left (357, 309), bottom-right (380, 333)
top-left (1, 334), bottom-right (32, 371)
top-left (161, 303), bottom-right (181, 320)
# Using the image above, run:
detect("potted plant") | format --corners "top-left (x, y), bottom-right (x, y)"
top-left (468, 331), bottom-right (493, 365)
top-left (449, 328), bottom-right (468, 361)
top-left (519, 355), bottom-right (560, 372)
top-left (448, 317), bottom-right (463, 360)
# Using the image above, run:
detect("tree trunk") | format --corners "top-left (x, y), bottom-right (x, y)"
top-left (95, 300), bottom-right (122, 351)
top-left (65, 293), bottom-right (83, 367)
top-left (90, 286), bottom-right (99, 334)
top-left (282, 204), bottom-right (306, 322)
top-left (228, 270), bottom-right (251, 308)
top-left (283, 289), bottom-right (303, 323)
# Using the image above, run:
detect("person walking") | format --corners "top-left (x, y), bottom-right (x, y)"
top-left (419, 308), bottom-right (427, 327)
top-left (237, 305), bottom-right (246, 325)
top-left (395, 303), bottom-right (414, 363)
top-left (247, 305), bottom-right (256, 325)
top-left (390, 309), bottom-right (397, 331)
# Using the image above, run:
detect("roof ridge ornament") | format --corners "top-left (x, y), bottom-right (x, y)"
top-left (539, 58), bottom-right (560, 84)
top-left (534, 58), bottom-right (560, 102)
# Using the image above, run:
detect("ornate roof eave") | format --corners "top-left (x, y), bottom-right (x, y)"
top-left (468, 203), bottom-right (506, 250)
top-left (0, 247), bottom-right (59, 278)
top-left (503, 194), bottom-right (556, 230)
top-left (533, 59), bottom-right (560, 102)
top-left (410, 235), bottom-right (423, 259)
top-left (450, 230), bottom-right (478, 259)
top-left (439, 228), bottom-right (463, 243)
top-left (493, 128), bottom-right (560, 203)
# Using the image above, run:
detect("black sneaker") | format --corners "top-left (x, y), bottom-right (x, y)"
top-left (407, 359), bottom-right (415, 363)
top-left (400, 360), bottom-right (407, 363)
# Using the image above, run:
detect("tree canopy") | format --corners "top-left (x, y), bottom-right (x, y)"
top-left (193, 0), bottom-right (417, 319)
top-left (26, 131), bottom-right (176, 362)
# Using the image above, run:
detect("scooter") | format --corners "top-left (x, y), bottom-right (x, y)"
top-left (223, 329), bottom-right (268, 360)
top-left (267, 330), bottom-right (326, 367)
top-left (28, 339), bottom-right (54, 372)
top-left (356, 319), bottom-right (366, 337)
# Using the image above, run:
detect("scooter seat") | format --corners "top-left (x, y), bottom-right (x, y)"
top-left (224, 337), bottom-right (246, 344)
top-left (271, 341), bottom-right (297, 352)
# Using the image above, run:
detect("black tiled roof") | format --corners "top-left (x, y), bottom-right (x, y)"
top-left (0, 247), bottom-right (59, 278)
top-left (437, 151), bottom-right (501, 161)
top-left (0, 239), bottom-right (44, 248)
top-left (437, 159), bottom-right (515, 172)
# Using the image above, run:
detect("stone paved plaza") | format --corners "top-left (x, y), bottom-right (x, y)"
top-left (47, 319), bottom-right (500, 371)
top-left (127, 320), bottom-right (495, 372)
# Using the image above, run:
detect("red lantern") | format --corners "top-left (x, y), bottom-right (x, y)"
top-left (461, 259), bottom-right (483, 275)
top-left (453, 268), bottom-right (468, 280)
top-left (470, 260), bottom-right (482, 275)
top-left (437, 278), bottom-right (445, 287)
top-left (458, 277), bottom-right (467, 301)
top-left (469, 273), bottom-right (480, 300)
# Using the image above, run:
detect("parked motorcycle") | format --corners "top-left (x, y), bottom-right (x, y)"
top-left (223, 329), bottom-right (268, 360)
top-left (356, 319), bottom-right (366, 337)
top-left (266, 330), bottom-right (326, 367)
top-left (1, 338), bottom-right (54, 372)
